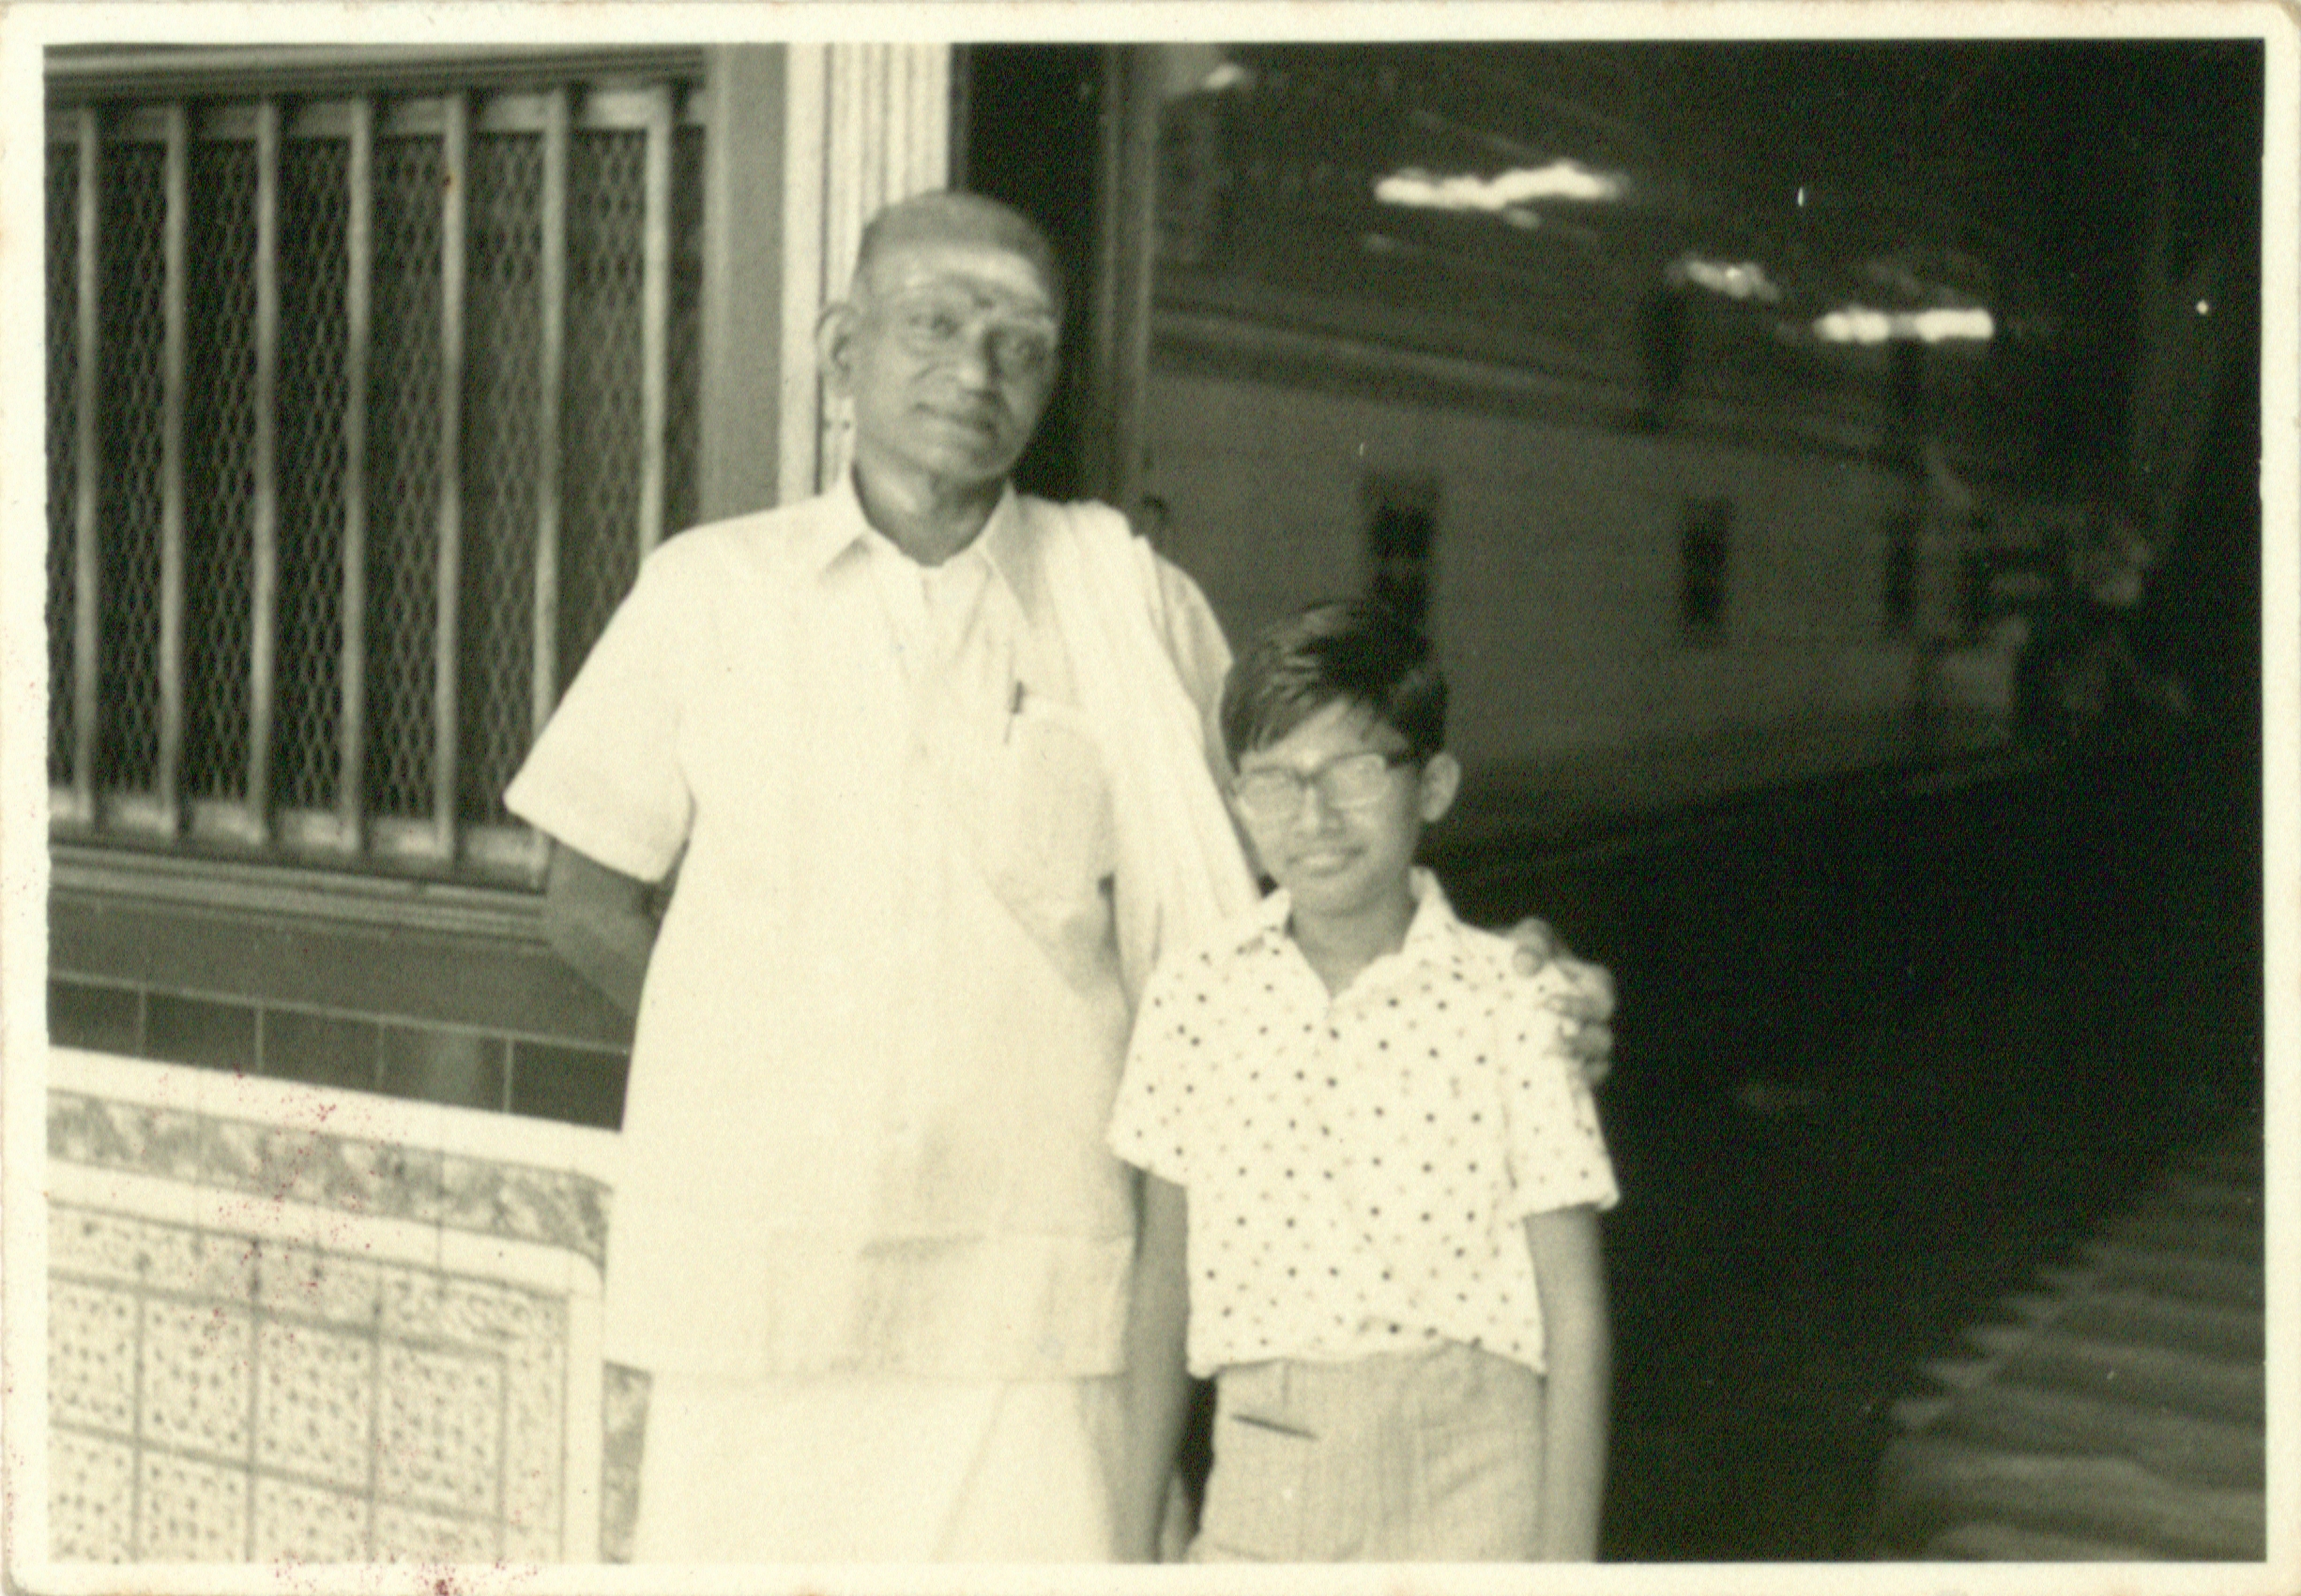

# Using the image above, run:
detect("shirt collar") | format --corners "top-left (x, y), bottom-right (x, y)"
top-left (802, 470), bottom-right (1035, 608)
top-left (1242, 867), bottom-right (1468, 967)
top-left (1396, 867), bottom-right (1468, 959)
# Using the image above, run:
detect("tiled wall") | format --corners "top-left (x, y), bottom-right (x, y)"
top-left (45, 978), bottom-right (632, 1126)
top-left (38, 1048), bottom-right (627, 1565)
top-left (45, 894), bottom-right (635, 1127)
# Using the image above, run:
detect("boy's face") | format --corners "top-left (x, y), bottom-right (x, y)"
top-left (1229, 698), bottom-right (1460, 927)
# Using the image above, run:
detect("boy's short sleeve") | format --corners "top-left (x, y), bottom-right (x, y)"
top-left (502, 543), bottom-right (701, 883)
top-left (1497, 980), bottom-right (1621, 1220)
top-left (1106, 961), bottom-right (1203, 1187)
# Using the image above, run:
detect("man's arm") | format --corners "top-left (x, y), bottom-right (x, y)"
top-left (1110, 1171), bottom-right (1194, 1562)
top-left (1524, 1205), bottom-right (1611, 1561)
top-left (541, 841), bottom-right (662, 1019)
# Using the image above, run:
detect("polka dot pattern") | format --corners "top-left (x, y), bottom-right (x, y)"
top-left (1109, 871), bottom-right (1619, 1378)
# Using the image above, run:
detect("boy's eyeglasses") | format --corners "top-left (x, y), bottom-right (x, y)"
top-left (1230, 751), bottom-right (1417, 822)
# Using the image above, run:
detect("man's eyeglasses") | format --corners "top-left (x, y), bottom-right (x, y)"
top-left (1230, 751), bottom-right (1417, 822)
top-left (883, 294), bottom-right (1057, 380)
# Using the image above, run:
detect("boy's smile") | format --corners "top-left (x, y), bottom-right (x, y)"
top-left (1230, 699), bottom-right (1459, 940)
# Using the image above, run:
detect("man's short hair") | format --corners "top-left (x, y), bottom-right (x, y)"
top-left (850, 190), bottom-right (1064, 317)
top-left (1220, 599), bottom-right (1448, 768)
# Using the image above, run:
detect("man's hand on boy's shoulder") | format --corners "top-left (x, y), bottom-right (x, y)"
top-left (1505, 918), bottom-right (1616, 1088)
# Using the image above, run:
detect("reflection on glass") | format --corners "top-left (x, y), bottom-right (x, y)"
top-left (1373, 158), bottom-right (1629, 218)
top-left (1145, 42), bottom-right (2008, 431)
top-left (1667, 255), bottom-right (1783, 304)
top-left (1815, 306), bottom-right (1996, 345)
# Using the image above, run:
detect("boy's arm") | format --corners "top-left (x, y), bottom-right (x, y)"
top-left (1112, 1171), bottom-right (1194, 1561)
top-left (1523, 1205), bottom-right (1611, 1560)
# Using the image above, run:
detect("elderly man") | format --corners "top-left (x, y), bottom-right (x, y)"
top-left (505, 190), bottom-right (1610, 1562)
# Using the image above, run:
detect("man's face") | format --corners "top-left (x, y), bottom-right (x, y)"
top-left (829, 237), bottom-right (1060, 494)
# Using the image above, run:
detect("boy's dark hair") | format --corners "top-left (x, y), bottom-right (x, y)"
top-left (1219, 599), bottom-right (1448, 768)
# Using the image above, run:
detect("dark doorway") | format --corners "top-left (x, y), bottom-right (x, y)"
top-left (955, 45), bottom-right (1105, 504)
top-left (1365, 473), bottom-right (1440, 633)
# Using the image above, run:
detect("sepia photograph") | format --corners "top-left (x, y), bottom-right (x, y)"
top-left (1, 3), bottom-right (2293, 1591)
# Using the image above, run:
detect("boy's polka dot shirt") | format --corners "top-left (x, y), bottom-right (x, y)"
top-left (1108, 869), bottom-right (1619, 1379)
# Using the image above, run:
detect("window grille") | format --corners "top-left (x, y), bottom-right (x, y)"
top-left (47, 69), bottom-right (706, 883)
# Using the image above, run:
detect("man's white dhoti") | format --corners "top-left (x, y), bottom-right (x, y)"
top-left (630, 1373), bottom-right (1124, 1562)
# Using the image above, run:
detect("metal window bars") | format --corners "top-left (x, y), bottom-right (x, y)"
top-left (46, 75), bottom-right (705, 883)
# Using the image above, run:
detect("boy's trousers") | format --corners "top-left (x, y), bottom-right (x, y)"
top-left (1192, 1341), bottom-right (1547, 1562)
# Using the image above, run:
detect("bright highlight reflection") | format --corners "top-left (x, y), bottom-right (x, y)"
top-left (1374, 160), bottom-right (1629, 216)
top-left (1668, 255), bottom-right (1783, 303)
top-left (1813, 305), bottom-right (1996, 344)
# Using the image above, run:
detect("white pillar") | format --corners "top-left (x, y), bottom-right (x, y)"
top-left (778, 43), bottom-right (951, 503)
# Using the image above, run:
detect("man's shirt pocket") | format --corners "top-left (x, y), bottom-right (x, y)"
top-left (953, 695), bottom-right (1118, 980)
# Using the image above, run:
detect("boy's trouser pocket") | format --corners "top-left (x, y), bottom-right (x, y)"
top-left (1192, 1345), bottom-right (1546, 1562)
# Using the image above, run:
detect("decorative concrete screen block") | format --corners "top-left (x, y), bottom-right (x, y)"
top-left (41, 1048), bottom-right (618, 1564)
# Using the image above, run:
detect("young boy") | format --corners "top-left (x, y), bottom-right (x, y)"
top-left (1106, 600), bottom-right (1617, 1562)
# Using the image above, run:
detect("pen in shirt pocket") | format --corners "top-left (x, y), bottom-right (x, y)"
top-left (1004, 679), bottom-right (1026, 742)
top-left (1228, 1411), bottom-right (1319, 1440)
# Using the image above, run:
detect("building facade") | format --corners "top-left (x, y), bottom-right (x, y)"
top-left (43, 41), bottom-right (1994, 1117)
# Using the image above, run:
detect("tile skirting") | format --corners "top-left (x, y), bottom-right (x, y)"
top-left (47, 977), bottom-right (629, 1128)
top-left (47, 1079), bottom-right (612, 1269)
